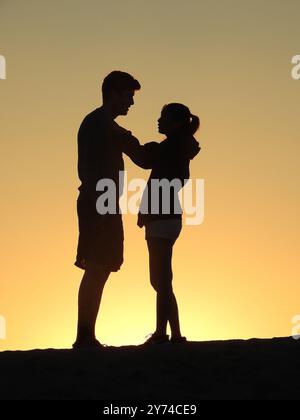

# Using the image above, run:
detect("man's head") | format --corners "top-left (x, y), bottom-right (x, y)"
top-left (102, 71), bottom-right (141, 116)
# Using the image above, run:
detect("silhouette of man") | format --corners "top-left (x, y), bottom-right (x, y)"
top-left (73, 71), bottom-right (141, 349)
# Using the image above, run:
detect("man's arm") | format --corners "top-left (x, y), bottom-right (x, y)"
top-left (112, 122), bottom-right (158, 169)
top-left (77, 116), bottom-right (103, 200)
top-left (77, 118), bottom-right (89, 186)
top-left (123, 135), bottom-right (159, 169)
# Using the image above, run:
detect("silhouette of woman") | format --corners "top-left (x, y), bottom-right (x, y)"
top-left (140, 104), bottom-right (200, 344)
top-left (120, 103), bottom-right (201, 345)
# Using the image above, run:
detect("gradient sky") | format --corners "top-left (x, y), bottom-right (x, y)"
top-left (0, 0), bottom-right (300, 350)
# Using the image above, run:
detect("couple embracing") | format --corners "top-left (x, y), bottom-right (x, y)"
top-left (73, 71), bottom-right (201, 349)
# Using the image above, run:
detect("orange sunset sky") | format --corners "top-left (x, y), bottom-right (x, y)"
top-left (0, 0), bottom-right (300, 350)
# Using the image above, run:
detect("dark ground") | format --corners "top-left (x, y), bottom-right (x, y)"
top-left (0, 337), bottom-right (299, 400)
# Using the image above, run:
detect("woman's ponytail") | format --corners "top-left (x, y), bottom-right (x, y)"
top-left (190, 114), bottom-right (200, 135)
top-left (162, 103), bottom-right (200, 136)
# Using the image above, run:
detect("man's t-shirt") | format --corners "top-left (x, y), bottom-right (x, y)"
top-left (77, 106), bottom-right (125, 202)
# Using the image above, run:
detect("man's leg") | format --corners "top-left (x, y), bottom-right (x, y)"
top-left (75, 261), bottom-right (110, 344)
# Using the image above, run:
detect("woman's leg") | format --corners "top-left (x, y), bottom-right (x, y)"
top-left (169, 292), bottom-right (182, 338)
top-left (147, 237), bottom-right (182, 338)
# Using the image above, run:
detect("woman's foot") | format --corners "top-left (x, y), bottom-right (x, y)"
top-left (143, 332), bottom-right (169, 345)
top-left (72, 337), bottom-right (104, 350)
top-left (170, 336), bottom-right (187, 344)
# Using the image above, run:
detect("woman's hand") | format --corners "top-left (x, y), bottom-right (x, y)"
top-left (111, 121), bottom-right (132, 136)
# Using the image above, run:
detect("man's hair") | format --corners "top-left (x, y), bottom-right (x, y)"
top-left (102, 71), bottom-right (141, 101)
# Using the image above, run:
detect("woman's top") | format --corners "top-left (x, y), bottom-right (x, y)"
top-left (122, 133), bottom-right (201, 227)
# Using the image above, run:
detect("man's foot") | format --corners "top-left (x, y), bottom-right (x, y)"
top-left (143, 332), bottom-right (169, 345)
top-left (72, 337), bottom-right (104, 350)
top-left (169, 336), bottom-right (187, 344)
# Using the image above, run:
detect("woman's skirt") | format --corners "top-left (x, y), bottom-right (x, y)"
top-left (145, 219), bottom-right (182, 242)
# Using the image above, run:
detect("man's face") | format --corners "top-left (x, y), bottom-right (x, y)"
top-left (112, 89), bottom-right (135, 116)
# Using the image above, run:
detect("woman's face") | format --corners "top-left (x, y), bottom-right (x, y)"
top-left (158, 110), bottom-right (182, 136)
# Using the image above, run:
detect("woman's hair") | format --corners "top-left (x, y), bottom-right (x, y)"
top-left (162, 103), bottom-right (200, 135)
top-left (102, 71), bottom-right (141, 102)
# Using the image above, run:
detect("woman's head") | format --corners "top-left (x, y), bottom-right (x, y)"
top-left (158, 103), bottom-right (200, 137)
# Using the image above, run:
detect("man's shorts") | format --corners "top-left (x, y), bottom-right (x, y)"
top-left (74, 195), bottom-right (124, 272)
